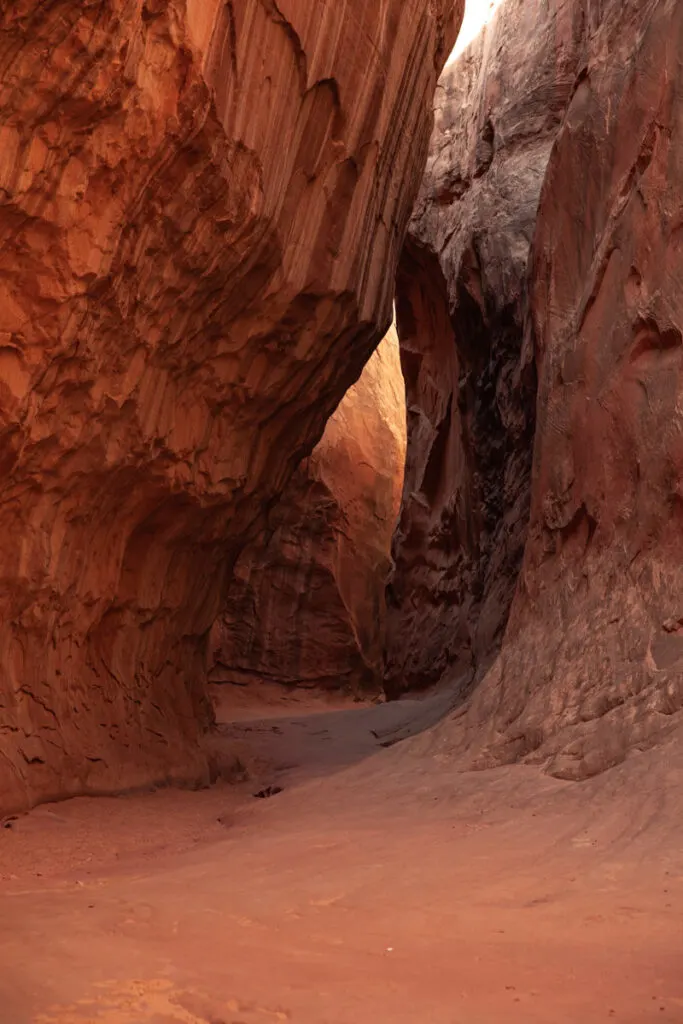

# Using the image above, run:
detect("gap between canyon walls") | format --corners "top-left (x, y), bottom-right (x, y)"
top-left (209, 325), bottom-right (406, 698)
top-left (0, 0), bottom-right (463, 816)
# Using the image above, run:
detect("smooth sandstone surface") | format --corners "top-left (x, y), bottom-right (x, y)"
top-left (386, 0), bottom-right (586, 696)
top-left (210, 325), bottom-right (406, 695)
top-left (0, 0), bottom-right (461, 814)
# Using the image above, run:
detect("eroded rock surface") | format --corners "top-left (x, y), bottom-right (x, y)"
top-left (386, 0), bottom-right (587, 696)
top-left (0, 0), bottom-right (461, 813)
top-left (210, 326), bottom-right (405, 695)
top-left (455, 0), bottom-right (683, 779)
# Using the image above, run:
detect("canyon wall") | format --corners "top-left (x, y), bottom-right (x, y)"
top-left (0, 0), bottom-right (461, 814)
top-left (456, 0), bottom-right (683, 779)
top-left (386, 0), bottom-right (588, 697)
top-left (400, 0), bottom-right (683, 780)
top-left (210, 325), bottom-right (405, 696)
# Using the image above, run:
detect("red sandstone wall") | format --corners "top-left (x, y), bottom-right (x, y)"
top-left (0, 0), bottom-right (462, 813)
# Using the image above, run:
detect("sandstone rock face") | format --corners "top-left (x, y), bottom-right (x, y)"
top-left (456, 0), bottom-right (683, 779)
top-left (0, 0), bottom-right (461, 814)
top-left (386, 0), bottom-right (587, 697)
top-left (210, 326), bottom-right (405, 695)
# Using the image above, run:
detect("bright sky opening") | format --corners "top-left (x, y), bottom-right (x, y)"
top-left (447, 0), bottom-right (505, 61)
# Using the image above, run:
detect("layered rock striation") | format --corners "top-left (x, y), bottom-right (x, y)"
top-left (0, 0), bottom-right (461, 813)
top-left (210, 325), bottom-right (405, 696)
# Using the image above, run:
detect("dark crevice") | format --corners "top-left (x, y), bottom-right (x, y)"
top-left (386, 231), bottom-right (538, 699)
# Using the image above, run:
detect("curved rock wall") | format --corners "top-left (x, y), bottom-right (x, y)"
top-left (459, 0), bottom-right (683, 779)
top-left (386, 0), bottom-right (587, 697)
top-left (210, 326), bottom-right (405, 695)
top-left (0, 0), bottom-right (461, 813)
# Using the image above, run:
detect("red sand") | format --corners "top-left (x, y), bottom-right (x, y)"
top-left (1, 686), bottom-right (682, 1023)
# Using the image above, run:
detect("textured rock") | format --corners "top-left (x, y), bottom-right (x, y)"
top-left (455, 0), bottom-right (683, 779)
top-left (386, 0), bottom-right (586, 697)
top-left (0, 0), bottom-right (461, 814)
top-left (210, 325), bottom-right (405, 695)
top-left (410, 0), bottom-right (683, 779)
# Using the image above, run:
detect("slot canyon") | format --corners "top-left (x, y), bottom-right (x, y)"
top-left (1, 1), bottom-right (682, 1021)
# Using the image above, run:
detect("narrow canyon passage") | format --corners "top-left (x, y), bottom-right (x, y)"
top-left (1, 693), bottom-right (682, 1023)
top-left (3, 0), bottom-right (683, 1020)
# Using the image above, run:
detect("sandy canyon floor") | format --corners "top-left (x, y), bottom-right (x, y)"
top-left (1, 683), bottom-right (682, 1023)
